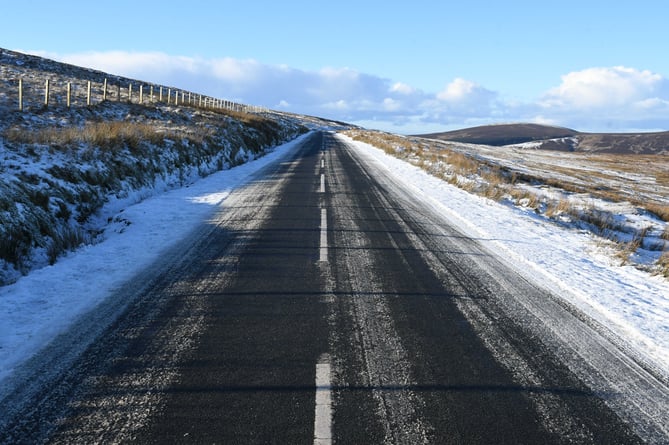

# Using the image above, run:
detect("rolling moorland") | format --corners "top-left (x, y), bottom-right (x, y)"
top-left (419, 122), bottom-right (669, 154)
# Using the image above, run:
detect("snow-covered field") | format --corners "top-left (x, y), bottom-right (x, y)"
top-left (340, 134), bottom-right (669, 380)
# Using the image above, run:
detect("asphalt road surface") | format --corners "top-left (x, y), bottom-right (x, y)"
top-left (1, 131), bottom-right (667, 444)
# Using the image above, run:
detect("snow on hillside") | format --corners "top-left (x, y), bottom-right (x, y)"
top-left (340, 134), bottom-right (669, 381)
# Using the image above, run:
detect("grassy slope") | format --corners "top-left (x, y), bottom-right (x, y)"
top-left (419, 123), bottom-right (578, 146)
top-left (0, 50), bottom-right (309, 285)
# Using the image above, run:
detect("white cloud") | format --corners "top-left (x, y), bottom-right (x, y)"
top-left (323, 99), bottom-right (349, 111)
top-left (541, 66), bottom-right (667, 109)
top-left (210, 58), bottom-right (263, 84)
top-left (390, 82), bottom-right (415, 95)
top-left (22, 50), bottom-right (669, 133)
top-left (382, 97), bottom-right (401, 111)
top-left (431, 78), bottom-right (498, 120)
top-left (531, 66), bottom-right (669, 131)
top-left (438, 78), bottom-right (480, 102)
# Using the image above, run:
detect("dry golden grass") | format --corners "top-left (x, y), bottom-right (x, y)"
top-left (656, 170), bottom-right (669, 185)
top-left (508, 189), bottom-right (540, 209)
top-left (662, 226), bottom-right (669, 241)
top-left (545, 198), bottom-right (572, 218)
top-left (6, 121), bottom-right (164, 148)
top-left (3, 121), bottom-right (220, 155)
top-left (444, 150), bottom-right (479, 175)
top-left (646, 203), bottom-right (669, 222)
top-left (615, 238), bottom-right (642, 265)
top-left (344, 130), bottom-right (414, 156)
top-left (658, 251), bottom-right (669, 278)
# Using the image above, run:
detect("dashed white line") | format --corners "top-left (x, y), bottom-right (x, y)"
top-left (319, 208), bottom-right (328, 262)
top-left (316, 149), bottom-right (331, 442)
top-left (314, 355), bottom-right (332, 445)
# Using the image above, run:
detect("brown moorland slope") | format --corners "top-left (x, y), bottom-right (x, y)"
top-left (418, 123), bottom-right (669, 154)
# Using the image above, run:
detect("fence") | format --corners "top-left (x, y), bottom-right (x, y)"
top-left (9, 76), bottom-right (267, 114)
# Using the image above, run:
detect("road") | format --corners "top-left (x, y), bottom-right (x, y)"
top-left (1, 131), bottom-right (667, 444)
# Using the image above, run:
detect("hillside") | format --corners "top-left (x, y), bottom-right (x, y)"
top-left (419, 123), bottom-right (578, 146)
top-left (418, 123), bottom-right (669, 154)
top-left (0, 48), bottom-right (330, 285)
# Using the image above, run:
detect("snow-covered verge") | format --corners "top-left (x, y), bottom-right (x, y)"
top-left (0, 132), bottom-right (312, 385)
top-left (339, 134), bottom-right (669, 379)
top-left (0, 100), bottom-right (308, 286)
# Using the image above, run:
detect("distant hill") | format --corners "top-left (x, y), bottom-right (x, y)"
top-left (419, 123), bottom-right (578, 146)
top-left (417, 123), bottom-right (669, 155)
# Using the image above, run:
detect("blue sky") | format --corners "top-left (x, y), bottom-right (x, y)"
top-left (3, 1), bottom-right (669, 133)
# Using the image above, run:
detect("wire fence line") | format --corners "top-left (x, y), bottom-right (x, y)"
top-left (5, 75), bottom-right (267, 114)
top-left (0, 48), bottom-right (269, 115)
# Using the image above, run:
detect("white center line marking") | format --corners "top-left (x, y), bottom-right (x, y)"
top-left (321, 158), bottom-right (325, 169)
top-left (320, 173), bottom-right (325, 193)
top-left (314, 356), bottom-right (332, 444)
top-left (319, 208), bottom-right (328, 262)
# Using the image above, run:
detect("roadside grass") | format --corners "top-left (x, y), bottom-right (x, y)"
top-left (5, 121), bottom-right (166, 148)
top-left (344, 129), bottom-right (669, 276)
top-left (659, 251), bottom-right (669, 278)
top-left (0, 103), bottom-right (307, 285)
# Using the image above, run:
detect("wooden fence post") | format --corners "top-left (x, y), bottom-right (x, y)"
top-left (150, 85), bottom-right (154, 102)
top-left (159, 86), bottom-right (163, 102)
top-left (67, 82), bottom-right (71, 107)
top-left (167, 88), bottom-right (171, 105)
top-left (44, 79), bottom-right (50, 107)
top-left (139, 85), bottom-right (143, 104)
top-left (175, 90), bottom-right (179, 106)
top-left (117, 84), bottom-right (121, 101)
top-left (87, 81), bottom-right (91, 106)
top-left (18, 78), bottom-right (23, 111)
top-left (103, 78), bottom-right (107, 101)
top-left (128, 83), bottom-right (133, 103)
